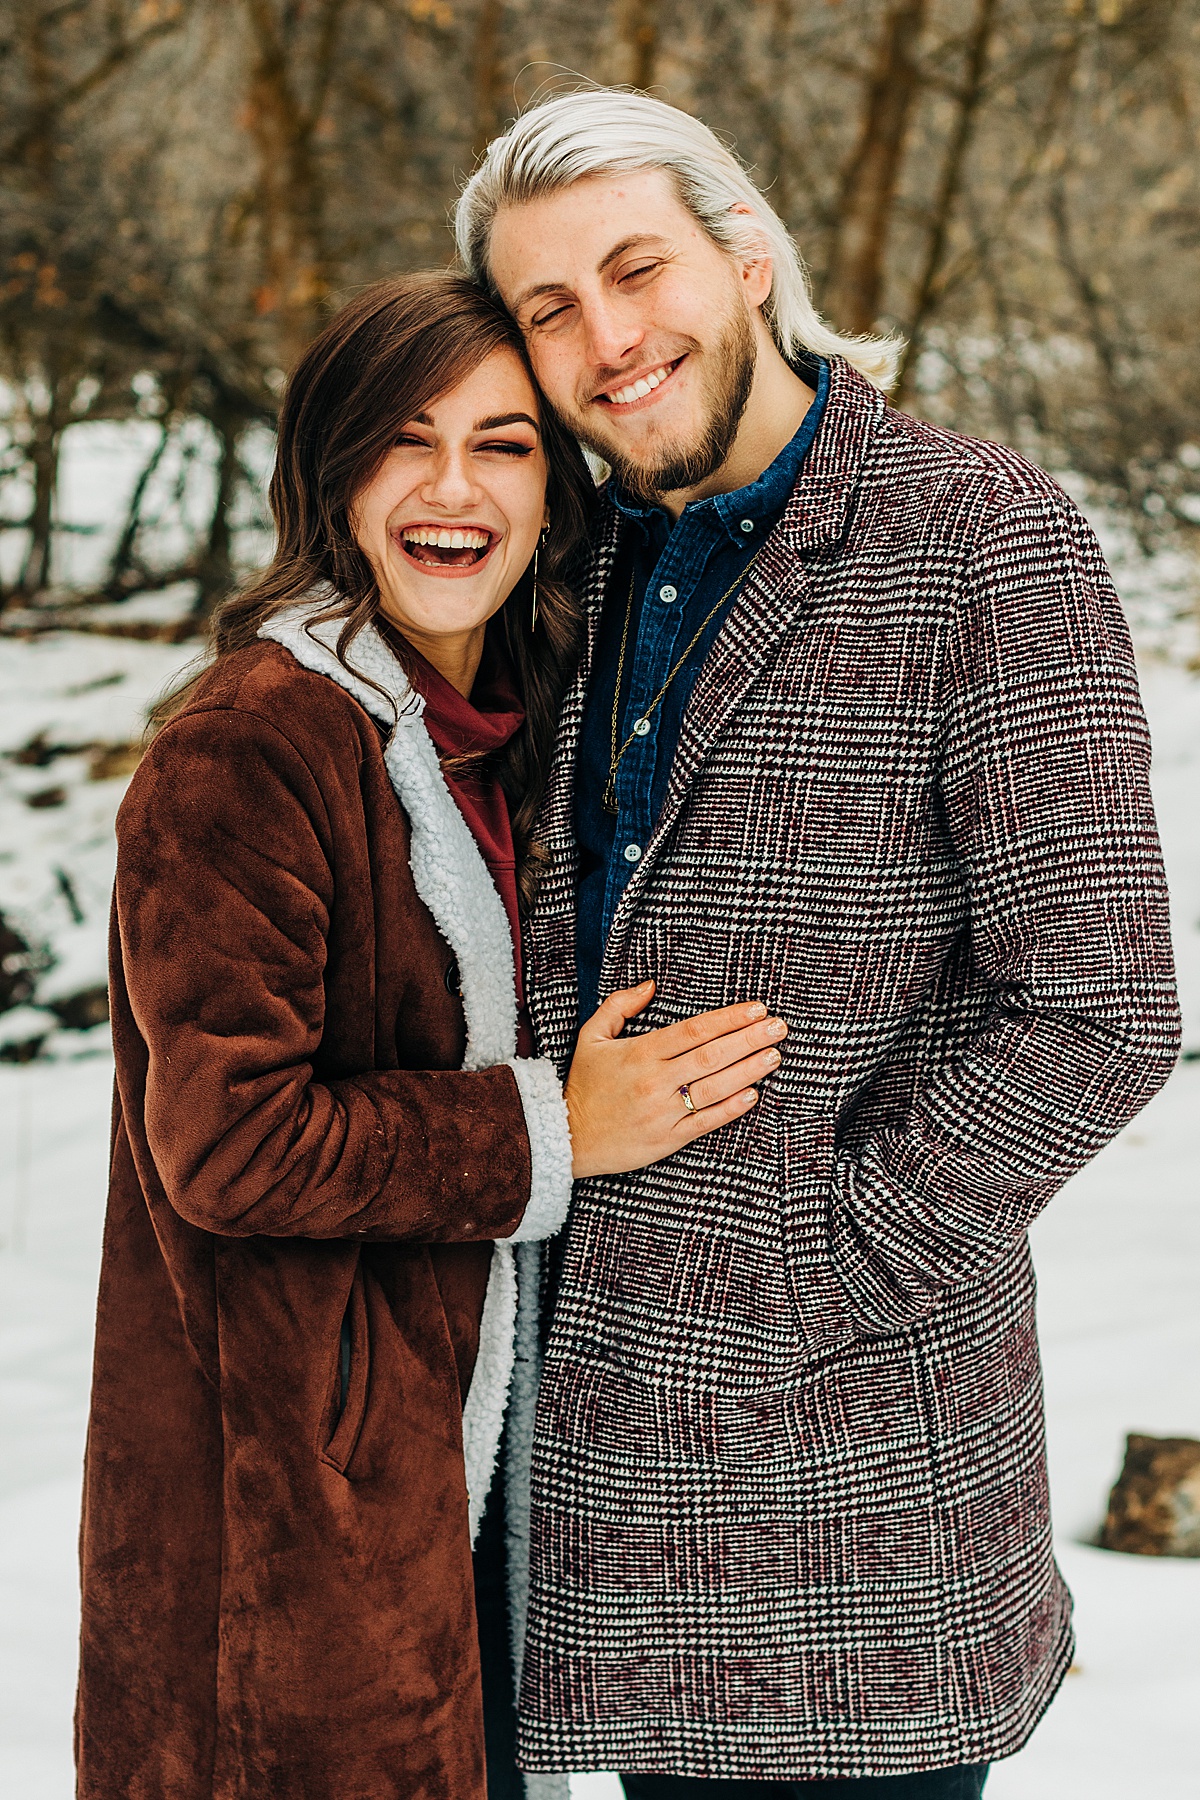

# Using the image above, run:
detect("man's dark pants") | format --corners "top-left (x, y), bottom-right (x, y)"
top-left (620, 1766), bottom-right (989, 1798)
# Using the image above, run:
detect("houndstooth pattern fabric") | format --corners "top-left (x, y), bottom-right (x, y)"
top-left (515, 361), bottom-right (1181, 1778)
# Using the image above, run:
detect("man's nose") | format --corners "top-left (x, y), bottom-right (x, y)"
top-left (581, 295), bottom-right (645, 373)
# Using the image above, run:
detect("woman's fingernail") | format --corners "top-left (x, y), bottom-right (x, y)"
top-left (764, 1048), bottom-right (781, 1066)
top-left (767, 1018), bottom-right (787, 1037)
top-left (749, 1003), bottom-right (767, 1020)
top-left (741, 1089), bottom-right (758, 1106)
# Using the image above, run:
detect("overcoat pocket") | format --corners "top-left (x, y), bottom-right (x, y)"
top-left (321, 1260), bottom-right (370, 1475)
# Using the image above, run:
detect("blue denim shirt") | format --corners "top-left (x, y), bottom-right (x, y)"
top-left (575, 357), bottom-right (830, 1019)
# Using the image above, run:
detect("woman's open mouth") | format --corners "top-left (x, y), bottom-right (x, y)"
top-left (396, 524), bottom-right (498, 572)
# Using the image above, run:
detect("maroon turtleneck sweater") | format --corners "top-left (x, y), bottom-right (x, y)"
top-left (390, 623), bottom-right (535, 1059)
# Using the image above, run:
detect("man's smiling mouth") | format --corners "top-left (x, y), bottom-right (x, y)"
top-left (397, 525), bottom-right (497, 569)
top-left (596, 357), bottom-right (684, 409)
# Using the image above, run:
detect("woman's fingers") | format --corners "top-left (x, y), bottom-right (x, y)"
top-left (647, 1000), bottom-right (772, 1059)
top-left (669, 1014), bottom-right (788, 1082)
top-left (674, 1083), bottom-right (760, 1142)
top-left (566, 990), bottom-right (785, 1178)
top-left (678, 1044), bottom-right (783, 1115)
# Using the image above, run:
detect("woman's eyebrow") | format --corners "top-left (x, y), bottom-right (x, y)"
top-left (474, 411), bottom-right (539, 431)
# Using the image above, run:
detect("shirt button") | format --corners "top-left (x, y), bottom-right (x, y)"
top-left (623, 842), bottom-right (642, 863)
top-left (740, 519), bottom-right (754, 534)
top-left (632, 717), bottom-right (651, 737)
top-left (658, 583), bottom-right (678, 603)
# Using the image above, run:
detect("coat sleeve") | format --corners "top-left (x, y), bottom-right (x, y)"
top-left (814, 483), bottom-right (1181, 1343)
top-left (115, 704), bottom-right (541, 1243)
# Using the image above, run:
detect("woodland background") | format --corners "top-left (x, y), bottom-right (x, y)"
top-left (1, 7), bottom-right (1199, 1796)
top-left (2, 0), bottom-right (1200, 623)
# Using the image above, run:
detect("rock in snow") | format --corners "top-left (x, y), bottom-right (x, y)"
top-left (1102, 1436), bottom-right (1200, 1558)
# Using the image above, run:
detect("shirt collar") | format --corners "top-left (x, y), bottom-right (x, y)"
top-left (610, 354), bottom-right (829, 547)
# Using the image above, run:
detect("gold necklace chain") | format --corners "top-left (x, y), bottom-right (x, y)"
top-left (603, 549), bottom-right (760, 815)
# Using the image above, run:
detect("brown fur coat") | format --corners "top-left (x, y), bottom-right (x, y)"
top-left (76, 616), bottom-right (571, 1800)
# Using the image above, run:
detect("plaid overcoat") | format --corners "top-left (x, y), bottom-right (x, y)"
top-left (515, 360), bottom-right (1181, 1779)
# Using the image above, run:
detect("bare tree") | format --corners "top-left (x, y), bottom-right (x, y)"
top-left (239, 0), bottom-right (352, 369)
top-left (616, 0), bottom-right (660, 91)
top-left (0, 0), bottom-right (191, 602)
top-left (822, 0), bottom-right (932, 336)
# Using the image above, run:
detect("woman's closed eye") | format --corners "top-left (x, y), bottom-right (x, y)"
top-left (476, 438), bottom-right (535, 456)
top-left (390, 431), bottom-right (534, 456)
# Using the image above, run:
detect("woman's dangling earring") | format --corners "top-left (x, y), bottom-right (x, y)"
top-left (532, 523), bottom-right (548, 634)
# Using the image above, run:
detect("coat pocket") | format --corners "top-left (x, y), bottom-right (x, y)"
top-left (321, 1261), bottom-right (370, 1475)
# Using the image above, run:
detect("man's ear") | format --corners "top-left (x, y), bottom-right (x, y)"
top-left (729, 202), bottom-right (773, 309)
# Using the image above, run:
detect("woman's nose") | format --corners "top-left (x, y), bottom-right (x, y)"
top-left (420, 448), bottom-right (482, 509)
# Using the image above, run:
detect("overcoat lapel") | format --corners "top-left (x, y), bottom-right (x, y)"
top-left (536, 507), bottom-right (619, 863)
top-left (524, 504), bottom-right (620, 1068)
top-left (599, 365), bottom-right (885, 985)
top-left (526, 361), bottom-right (886, 1048)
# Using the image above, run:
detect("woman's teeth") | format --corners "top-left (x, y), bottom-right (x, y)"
top-left (606, 364), bottom-right (672, 406)
top-left (399, 525), bottom-right (493, 567)
top-left (402, 526), bottom-right (490, 550)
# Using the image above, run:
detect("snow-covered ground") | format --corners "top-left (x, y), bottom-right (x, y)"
top-left (1, 586), bottom-right (1197, 1795)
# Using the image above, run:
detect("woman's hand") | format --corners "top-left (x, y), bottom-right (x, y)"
top-left (565, 980), bottom-right (787, 1178)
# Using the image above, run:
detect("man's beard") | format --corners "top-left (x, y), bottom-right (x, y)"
top-left (578, 303), bottom-right (757, 506)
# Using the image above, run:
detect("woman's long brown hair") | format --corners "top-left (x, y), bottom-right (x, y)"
top-left (158, 272), bottom-right (595, 908)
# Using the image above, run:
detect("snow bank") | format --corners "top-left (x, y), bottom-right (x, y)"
top-left (0, 630), bottom-right (198, 1043)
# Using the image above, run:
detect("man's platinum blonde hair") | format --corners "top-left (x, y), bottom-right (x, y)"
top-left (455, 88), bottom-right (901, 392)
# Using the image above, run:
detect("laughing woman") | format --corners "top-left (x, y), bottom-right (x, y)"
top-left (75, 275), bottom-right (784, 1800)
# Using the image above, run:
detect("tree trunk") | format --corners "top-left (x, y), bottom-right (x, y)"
top-left (822, 0), bottom-right (930, 337)
top-left (472, 0), bottom-right (506, 166)
top-left (893, 0), bottom-right (999, 404)
top-left (104, 423), bottom-right (171, 599)
top-left (191, 405), bottom-right (242, 622)
top-left (615, 0), bottom-right (659, 92)
top-left (242, 0), bottom-right (348, 368)
top-left (16, 384), bottom-right (66, 597)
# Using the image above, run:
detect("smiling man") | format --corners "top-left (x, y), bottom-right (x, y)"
top-left (456, 90), bottom-right (1181, 1798)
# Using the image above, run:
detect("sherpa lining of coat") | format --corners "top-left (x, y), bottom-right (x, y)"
top-left (258, 602), bottom-right (572, 1549)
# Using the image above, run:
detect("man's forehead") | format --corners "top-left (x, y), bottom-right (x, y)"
top-left (490, 171), bottom-right (691, 301)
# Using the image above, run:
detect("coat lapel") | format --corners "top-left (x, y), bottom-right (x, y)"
top-left (258, 603), bottom-right (517, 1072)
top-left (599, 362), bottom-right (886, 982)
top-left (528, 360), bottom-right (886, 1041)
top-left (525, 501), bottom-right (621, 1066)
top-left (535, 504), bottom-right (617, 861)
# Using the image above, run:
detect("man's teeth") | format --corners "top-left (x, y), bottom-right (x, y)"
top-left (402, 526), bottom-right (490, 550)
top-left (607, 365), bottom-right (671, 406)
